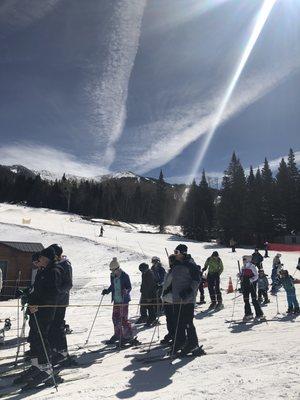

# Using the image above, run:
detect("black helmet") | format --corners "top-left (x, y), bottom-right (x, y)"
top-left (50, 244), bottom-right (63, 257)
top-left (139, 263), bottom-right (149, 272)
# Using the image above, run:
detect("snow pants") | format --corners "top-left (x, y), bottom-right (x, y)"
top-left (198, 281), bottom-right (205, 302)
top-left (258, 289), bottom-right (269, 303)
top-left (48, 306), bottom-right (68, 353)
top-left (112, 304), bottom-right (134, 340)
top-left (207, 273), bottom-right (222, 303)
top-left (173, 303), bottom-right (198, 348)
top-left (140, 297), bottom-right (156, 323)
top-left (286, 289), bottom-right (299, 310)
top-left (29, 306), bottom-right (56, 364)
top-left (242, 281), bottom-right (263, 317)
top-left (164, 302), bottom-right (175, 340)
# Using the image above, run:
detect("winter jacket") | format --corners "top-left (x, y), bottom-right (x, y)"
top-left (251, 252), bottom-right (263, 266)
top-left (140, 269), bottom-right (157, 301)
top-left (240, 262), bottom-right (258, 284)
top-left (171, 256), bottom-right (200, 304)
top-left (28, 262), bottom-right (63, 306)
top-left (272, 256), bottom-right (282, 270)
top-left (161, 269), bottom-right (173, 304)
top-left (151, 262), bottom-right (166, 286)
top-left (275, 275), bottom-right (296, 293)
top-left (57, 257), bottom-right (73, 306)
top-left (203, 256), bottom-right (223, 275)
top-left (257, 275), bottom-right (269, 291)
top-left (107, 270), bottom-right (131, 304)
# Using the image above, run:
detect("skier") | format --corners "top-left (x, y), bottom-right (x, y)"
top-left (270, 254), bottom-right (283, 295)
top-left (14, 247), bottom-right (64, 387)
top-left (264, 241), bottom-right (269, 258)
top-left (197, 265), bottom-right (206, 305)
top-left (151, 256), bottom-right (166, 314)
top-left (99, 226), bottom-right (104, 237)
top-left (274, 270), bottom-right (300, 314)
top-left (137, 263), bottom-right (157, 326)
top-left (202, 251), bottom-right (224, 310)
top-left (48, 244), bottom-right (73, 365)
top-left (239, 256), bottom-right (264, 321)
top-left (229, 238), bottom-right (236, 253)
top-left (102, 258), bottom-right (136, 346)
top-left (171, 244), bottom-right (201, 355)
top-left (160, 254), bottom-right (175, 345)
top-left (251, 248), bottom-right (264, 270)
top-left (257, 269), bottom-right (270, 304)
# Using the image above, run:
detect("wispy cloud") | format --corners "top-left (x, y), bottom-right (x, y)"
top-left (130, 59), bottom-right (300, 175)
top-left (85, 0), bottom-right (146, 167)
top-left (0, 143), bottom-right (108, 178)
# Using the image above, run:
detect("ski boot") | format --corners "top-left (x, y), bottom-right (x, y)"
top-left (25, 368), bottom-right (54, 389)
top-left (180, 342), bottom-right (199, 356)
top-left (287, 307), bottom-right (294, 314)
top-left (160, 335), bottom-right (173, 345)
top-left (13, 366), bottom-right (40, 385)
top-left (208, 302), bottom-right (216, 310)
top-left (215, 302), bottom-right (224, 311)
top-left (105, 334), bottom-right (118, 345)
top-left (254, 315), bottom-right (266, 322)
top-left (243, 314), bottom-right (253, 322)
top-left (293, 307), bottom-right (300, 314)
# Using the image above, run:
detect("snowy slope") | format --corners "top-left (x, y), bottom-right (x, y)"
top-left (0, 203), bottom-right (300, 399)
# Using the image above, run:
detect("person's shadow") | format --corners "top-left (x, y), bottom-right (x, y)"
top-left (116, 353), bottom-right (193, 399)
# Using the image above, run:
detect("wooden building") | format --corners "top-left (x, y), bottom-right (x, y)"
top-left (0, 241), bottom-right (44, 300)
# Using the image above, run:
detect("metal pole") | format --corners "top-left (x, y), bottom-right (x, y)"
top-left (33, 313), bottom-right (58, 391)
top-left (171, 300), bottom-right (182, 358)
top-left (84, 295), bottom-right (104, 347)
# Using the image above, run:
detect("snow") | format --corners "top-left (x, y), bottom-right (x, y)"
top-left (0, 203), bottom-right (300, 399)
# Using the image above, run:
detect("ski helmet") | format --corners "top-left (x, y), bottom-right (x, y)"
top-left (151, 256), bottom-right (160, 263)
top-left (50, 243), bottom-right (63, 257)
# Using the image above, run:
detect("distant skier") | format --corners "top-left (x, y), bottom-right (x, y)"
top-left (263, 241), bottom-right (269, 258)
top-left (102, 258), bottom-right (136, 346)
top-left (239, 256), bottom-right (264, 321)
top-left (197, 265), bottom-right (206, 305)
top-left (203, 251), bottom-right (224, 310)
top-left (251, 248), bottom-right (264, 270)
top-left (48, 244), bottom-right (73, 365)
top-left (257, 270), bottom-right (270, 304)
top-left (229, 238), bottom-right (236, 253)
top-left (274, 270), bottom-right (300, 314)
top-left (99, 226), bottom-right (104, 237)
top-left (137, 263), bottom-right (157, 326)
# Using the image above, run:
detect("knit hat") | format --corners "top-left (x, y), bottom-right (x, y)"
top-left (175, 244), bottom-right (188, 254)
top-left (39, 247), bottom-right (56, 261)
top-left (32, 252), bottom-right (41, 262)
top-left (212, 251), bottom-right (219, 257)
top-left (109, 257), bottom-right (120, 272)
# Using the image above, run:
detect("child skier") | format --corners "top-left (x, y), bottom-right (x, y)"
top-left (102, 258), bottom-right (137, 346)
top-left (239, 256), bottom-right (264, 321)
top-left (271, 254), bottom-right (283, 295)
top-left (257, 270), bottom-right (270, 304)
top-left (275, 270), bottom-right (300, 314)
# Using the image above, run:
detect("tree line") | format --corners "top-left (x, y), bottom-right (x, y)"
top-left (0, 148), bottom-right (299, 246)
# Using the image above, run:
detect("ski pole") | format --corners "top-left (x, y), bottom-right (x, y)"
top-left (275, 293), bottom-right (280, 315)
top-left (14, 310), bottom-right (27, 367)
top-left (33, 313), bottom-right (58, 391)
top-left (229, 278), bottom-right (239, 328)
top-left (84, 294), bottom-right (104, 347)
top-left (171, 300), bottom-right (182, 358)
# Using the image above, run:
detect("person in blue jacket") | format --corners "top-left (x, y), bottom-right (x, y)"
top-left (102, 258), bottom-right (136, 346)
top-left (275, 270), bottom-right (300, 314)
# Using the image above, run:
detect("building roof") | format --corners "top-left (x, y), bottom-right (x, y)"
top-left (0, 241), bottom-right (44, 253)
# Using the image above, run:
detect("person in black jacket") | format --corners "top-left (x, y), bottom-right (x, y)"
top-left (48, 244), bottom-right (73, 365)
top-left (14, 246), bottom-right (63, 387)
top-left (251, 248), bottom-right (264, 270)
top-left (138, 263), bottom-right (157, 326)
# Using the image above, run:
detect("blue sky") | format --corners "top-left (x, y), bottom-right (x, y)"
top-left (0, 0), bottom-right (299, 182)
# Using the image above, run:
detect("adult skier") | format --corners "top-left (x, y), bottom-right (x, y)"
top-left (270, 254), bottom-right (283, 295)
top-left (203, 251), bottom-right (224, 310)
top-left (102, 258), bottom-right (136, 346)
top-left (274, 270), bottom-right (300, 314)
top-left (48, 244), bottom-right (73, 365)
top-left (14, 247), bottom-right (64, 387)
top-left (137, 263), bottom-right (157, 326)
top-left (151, 256), bottom-right (166, 314)
top-left (239, 256), bottom-right (264, 321)
top-left (171, 244), bottom-right (201, 355)
top-left (251, 248), bottom-right (264, 270)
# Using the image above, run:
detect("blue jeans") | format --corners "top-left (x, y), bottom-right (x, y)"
top-left (286, 289), bottom-right (299, 309)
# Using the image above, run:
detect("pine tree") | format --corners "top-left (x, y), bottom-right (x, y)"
top-left (157, 170), bottom-right (166, 233)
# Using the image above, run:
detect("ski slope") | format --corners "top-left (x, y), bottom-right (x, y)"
top-left (0, 203), bottom-right (300, 399)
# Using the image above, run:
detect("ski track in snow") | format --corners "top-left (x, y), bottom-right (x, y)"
top-left (0, 203), bottom-right (300, 399)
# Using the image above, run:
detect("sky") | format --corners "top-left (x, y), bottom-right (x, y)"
top-left (0, 0), bottom-right (299, 183)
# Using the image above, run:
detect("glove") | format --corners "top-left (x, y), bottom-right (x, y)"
top-left (102, 289), bottom-right (109, 296)
top-left (179, 287), bottom-right (193, 300)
